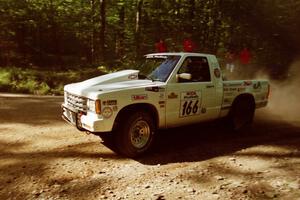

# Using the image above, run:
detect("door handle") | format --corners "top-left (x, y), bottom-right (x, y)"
top-left (206, 85), bottom-right (214, 88)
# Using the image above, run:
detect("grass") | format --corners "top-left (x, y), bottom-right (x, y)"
top-left (0, 67), bottom-right (108, 95)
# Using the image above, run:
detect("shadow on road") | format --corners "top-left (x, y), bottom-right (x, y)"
top-left (0, 96), bottom-right (63, 125)
top-left (135, 117), bottom-right (300, 165)
top-left (1, 94), bottom-right (299, 199)
top-left (0, 140), bottom-right (121, 199)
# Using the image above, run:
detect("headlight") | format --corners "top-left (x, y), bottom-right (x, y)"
top-left (87, 99), bottom-right (101, 114)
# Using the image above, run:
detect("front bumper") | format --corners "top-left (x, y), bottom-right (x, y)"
top-left (61, 104), bottom-right (113, 132)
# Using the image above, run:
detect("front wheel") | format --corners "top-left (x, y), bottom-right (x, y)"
top-left (115, 111), bottom-right (155, 157)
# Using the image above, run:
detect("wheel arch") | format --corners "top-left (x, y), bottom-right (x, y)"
top-left (231, 93), bottom-right (255, 112)
top-left (113, 103), bottom-right (159, 131)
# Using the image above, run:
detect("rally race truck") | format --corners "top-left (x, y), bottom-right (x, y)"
top-left (62, 52), bottom-right (270, 157)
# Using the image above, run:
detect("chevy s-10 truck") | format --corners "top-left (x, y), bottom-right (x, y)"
top-left (62, 52), bottom-right (270, 157)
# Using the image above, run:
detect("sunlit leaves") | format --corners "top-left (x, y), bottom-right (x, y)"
top-left (0, 0), bottom-right (299, 72)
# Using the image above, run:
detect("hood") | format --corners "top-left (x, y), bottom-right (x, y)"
top-left (78, 69), bottom-right (140, 87)
top-left (64, 69), bottom-right (163, 96)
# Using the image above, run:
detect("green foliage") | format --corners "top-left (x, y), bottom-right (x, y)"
top-left (0, 67), bottom-right (106, 95)
top-left (0, 69), bottom-right (11, 85)
top-left (0, 0), bottom-right (300, 81)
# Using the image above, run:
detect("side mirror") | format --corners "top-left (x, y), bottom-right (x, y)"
top-left (177, 73), bottom-right (192, 82)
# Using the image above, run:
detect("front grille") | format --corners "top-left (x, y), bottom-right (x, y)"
top-left (65, 92), bottom-right (87, 113)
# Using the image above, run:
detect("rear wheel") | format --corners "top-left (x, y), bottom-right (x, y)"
top-left (115, 111), bottom-right (155, 157)
top-left (229, 98), bottom-right (255, 131)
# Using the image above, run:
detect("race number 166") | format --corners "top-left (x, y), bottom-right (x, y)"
top-left (180, 100), bottom-right (200, 117)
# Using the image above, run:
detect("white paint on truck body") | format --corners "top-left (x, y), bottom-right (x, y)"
top-left (62, 53), bottom-right (269, 133)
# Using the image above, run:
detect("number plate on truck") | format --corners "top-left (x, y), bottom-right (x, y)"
top-left (65, 108), bottom-right (77, 125)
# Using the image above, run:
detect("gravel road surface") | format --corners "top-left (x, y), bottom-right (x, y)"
top-left (0, 94), bottom-right (299, 200)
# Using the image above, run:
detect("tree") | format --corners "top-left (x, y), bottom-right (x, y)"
top-left (135, 0), bottom-right (143, 58)
top-left (99, 0), bottom-right (106, 62)
top-left (0, 0), bottom-right (299, 76)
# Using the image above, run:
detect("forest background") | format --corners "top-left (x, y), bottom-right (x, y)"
top-left (0, 0), bottom-right (299, 94)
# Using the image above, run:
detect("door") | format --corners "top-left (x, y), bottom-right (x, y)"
top-left (165, 56), bottom-right (218, 128)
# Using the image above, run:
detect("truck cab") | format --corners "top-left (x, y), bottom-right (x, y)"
top-left (160, 53), bottom-right (223, 128)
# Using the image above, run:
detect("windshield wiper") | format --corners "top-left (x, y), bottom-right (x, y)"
top-left (138, 73), bottom-right (161, 82)
top-left (147, 76), bottom-right (161, 82)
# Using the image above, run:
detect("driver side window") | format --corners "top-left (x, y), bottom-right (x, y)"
top-left (178, 56), bottom-right (211, 82)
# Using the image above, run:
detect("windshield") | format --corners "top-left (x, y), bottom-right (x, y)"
top-left (138, 55), bottom-right (181, 82)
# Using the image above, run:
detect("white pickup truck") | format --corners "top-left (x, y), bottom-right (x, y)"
top-left (62, 52), bottom-right (269, 157)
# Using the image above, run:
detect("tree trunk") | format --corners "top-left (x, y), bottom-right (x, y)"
top-left (135, 0), bottom-right (143, 58)
top-left (189, 0), bottom-right (195, 33)
top-left (16, 24), bottom-right (26, 60)
top-left (99, 0), bottom-right (106, 62)
top-left (90, 0), bottom-right (95, 64)
top-left (211, 0), bottom-right (220, 52)
top-left (116, 4), bottom-right (125, 59)
top-left (49, 0), bottom-right (61, 67)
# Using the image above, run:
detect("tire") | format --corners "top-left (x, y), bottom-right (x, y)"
top-left (229, 97), bottom-right (255, 131)
top-left (115, 111), bottom-right (155, 157)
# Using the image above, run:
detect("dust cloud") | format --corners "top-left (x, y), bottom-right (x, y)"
top-left (262, 59), bottom-right (300, 124)
top-left (224, 59), bottom-right (300, 124)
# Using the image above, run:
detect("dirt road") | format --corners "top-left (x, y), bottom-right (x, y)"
top-left (0, 94), bottom-right (299, 200)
